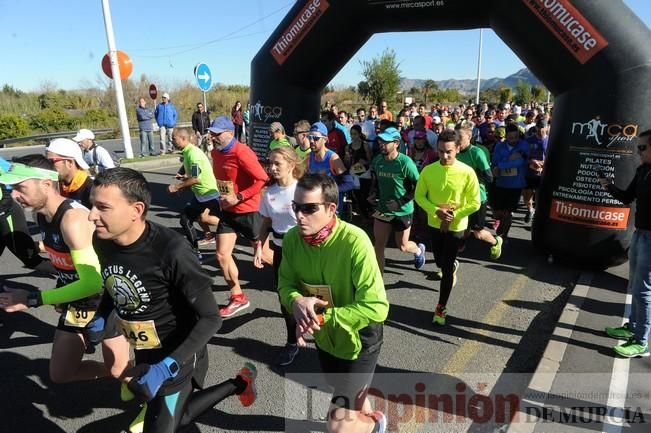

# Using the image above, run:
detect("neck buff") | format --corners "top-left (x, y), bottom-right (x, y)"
top-left (61, 169), bottom-right (88, 196)
top-left (302, 217), bottom-right (337, 246)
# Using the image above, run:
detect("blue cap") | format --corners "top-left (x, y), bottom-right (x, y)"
top-left (309, 121), bottom-right (328, 137)
top-left (208, 116), bottom-right (234, 134)
top-left (377, 127), bottom-right (401, 142)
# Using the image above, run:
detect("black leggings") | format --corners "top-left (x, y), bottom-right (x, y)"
top-left (430, 228), bottom-right (464, 307)
top-left (0, 201), bottom-right (51, 270)
top-left (271, 241), bottom-right (297, 345)
top-left (143, 377), bottom-right (245, 433)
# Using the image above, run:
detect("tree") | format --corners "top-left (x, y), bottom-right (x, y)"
top-left (360, 48), bottom-right (402, 107)
top-left (357, 81), bottom-right (371, 101)
top-left (0, 114), bottom-right (29, 140)
top-left (514, 80), bottom-right (532, 105)
top-left (531, 85), bottom-right (546, 102)
top-left (422, 80), bottom-right (438, 105)
top-left (498, 87), bottom-right (513, 104)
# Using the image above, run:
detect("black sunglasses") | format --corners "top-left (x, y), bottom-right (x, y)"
top-left (292, 201), bottom-right (327, 215)
top-left (638, 144), bottom-right (649, 152)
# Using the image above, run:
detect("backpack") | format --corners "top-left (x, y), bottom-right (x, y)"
top-left (92, 145), bottom-right (121, 169)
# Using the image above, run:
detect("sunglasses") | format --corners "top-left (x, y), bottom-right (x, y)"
top-left (307, 135), bottom-right (324, 141)
top-left (292, 201), bottom-right (327, 215)
top-left (48, 157), bottom-right (73, 163)
top-left (639, 144), bottom-right (649, 152)
top-left (294, 130), bottom-right (309, 135)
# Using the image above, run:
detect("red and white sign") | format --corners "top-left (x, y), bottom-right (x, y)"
top-left (522, 0), bottom-right (608, 64)
top-left (550, 199), bottom-right (629, 230)
top-left (270, 0), bottom-right (329, 66)
top-left (149, 84), bottom-right (158, 100)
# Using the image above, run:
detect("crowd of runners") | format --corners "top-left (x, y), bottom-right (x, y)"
top-left (1, 97), bottom-right (618, 433)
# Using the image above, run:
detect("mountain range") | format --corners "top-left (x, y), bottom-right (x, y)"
top-left (400, 68), bottom-right (542, 94)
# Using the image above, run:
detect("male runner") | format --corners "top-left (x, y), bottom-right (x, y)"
top-left (86, 167), bottom-right (257, 433)
top-left (0, 156), bottom-right (129, 384)
top-left (368, 126), bottom-right (426, 274)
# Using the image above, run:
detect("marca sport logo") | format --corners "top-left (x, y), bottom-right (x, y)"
top-left (271, 0), bottom-right (329, 65)
top-left (570, 116), bottom-right (639, 148)
top-left (251, 100), bottom-right (282, 122)
top-left (522, 0), bottom-right (608, 64)
top-left (550, 199), bottom-right (629, 229)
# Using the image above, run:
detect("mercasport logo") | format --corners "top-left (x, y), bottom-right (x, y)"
top-left (570, 116), bottom-right (639, 148)
top-left (523, 0), bottom-right (608, 64)
top-left (271, 0), bottom-right (329, 65)
top-left (550, 199), bottom-right (629, 229)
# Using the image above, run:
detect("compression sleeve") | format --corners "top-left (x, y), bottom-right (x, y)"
top-left (40, 247), bottom-right (102, 305)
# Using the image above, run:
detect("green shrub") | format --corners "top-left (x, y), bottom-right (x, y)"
top-left (0, 113), bottom-right (29, 140)
top-left (29, 107), bottom-right (74, 132)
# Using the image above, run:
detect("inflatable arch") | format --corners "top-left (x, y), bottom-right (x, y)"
top-left (250, 0), bottom-right (651, 268)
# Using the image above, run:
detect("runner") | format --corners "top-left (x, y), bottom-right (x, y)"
top-left (491, 124), bottom-right (529, 240)
top-left (168, 128), bottom-right (220, 255)
top-left (253, 146), bottom-right (303, 366)
top-left (86, 167), bottom-right (257, 433)
top-left (278, 172), bottom-right (388, 433)
top-left (209, 116), bottom-right (268, 318)
top-left (522, 118), bottom-right (549, 224)
top-left (415, 130), bottom-right (480, 325)
top-left (454, 122), bottom-right (503, 259)
top-left (45, 138), bottom-right (94, 208)
top-left (0, 156), bottom-right (130, 384)
top-left (368, 126), bottom-right (426, 274)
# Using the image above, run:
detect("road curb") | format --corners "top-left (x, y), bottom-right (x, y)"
top-left (506, 272), bottom-right (594, 433)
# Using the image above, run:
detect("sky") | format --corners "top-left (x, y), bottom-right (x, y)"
top-left (0, 0), bottom-right (649, 92)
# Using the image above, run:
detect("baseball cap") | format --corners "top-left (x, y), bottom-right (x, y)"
top-left (162, 92), bottom-right (170, 99)
top-left (309, 122), bottom-right (328, 137)
top-left (432, 116), bottom-right (442, 124)
top-left (377, 127), bottom-right (401, 142)
top-left (269, 122), bottom-right (285, 133)
top-left (72, 128), bottom-right (95, 142)
top-left (208, 116), bottom-right (235, 134)
top-left (0, 162), bottom-right (59, 185)
top-left (47, 138), bottom-right (90, 170)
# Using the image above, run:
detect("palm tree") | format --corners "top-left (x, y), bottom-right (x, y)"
top-left (422, 80), bottom-right (438, 105)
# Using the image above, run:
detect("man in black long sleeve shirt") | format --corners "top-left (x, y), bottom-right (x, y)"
top-left (85, 168), bottom-right (257, 433)
top-left (191, 103), bottom-right (211, 152)
top-left (602, 130), bottom-right (651, 358)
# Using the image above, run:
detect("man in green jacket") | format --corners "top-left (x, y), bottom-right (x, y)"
top-left (278, 173), bottom-right (389, 433)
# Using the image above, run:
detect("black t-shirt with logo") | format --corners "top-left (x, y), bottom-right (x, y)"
top-left (93, 221), bottom-right (219, 392)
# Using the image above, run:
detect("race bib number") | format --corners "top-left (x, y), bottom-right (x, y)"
top-left (117, 318), bottom-right (162, 350)
top-left (301, 281), bottom-right (334, 313)
top-left (216, 180), bottom-right (235, 196)
top-left (438, 202), bottom-right (458, 212)
top-left (372, 210), bottom-right (395, 222)
top-left (64, 305), bottom-right (96, 327)
top-left (501, 168), bottom-right (517, 177)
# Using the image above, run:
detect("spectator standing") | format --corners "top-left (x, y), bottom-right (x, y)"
top-left (231, 101), bottom-right (244, 142)
top-left (191, 102), bottom-right (211, 153)
top-left (73, 129), bottom-right (116, 174)
top-left (155, 93), bottom-right (178, 154)
top-left (136, 97), bottom-right (155, 157)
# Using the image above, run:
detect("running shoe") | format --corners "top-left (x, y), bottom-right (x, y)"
top-left (369, 411), bottom-right (387, 433)
top-left (129, 403), bottom-right (147, 433)
top-left (524, 209), bottom-right (534, 224)
top-left (237, 362), bottom-right (258, 407)
top-left (490, 236), bottom-right (503, 260)
top-left (276, 343), bottom-right (299, 366)
top-left (219, 293), bottom-right (250, 318)
top-left (613, 339), bottom-right (650, 358)
top-left (452, 259), bottom-right (459, 287)
top-left (433, 304), bottom-right (448, 326)
top-left (414, 243), bottom-right (427, 270)
top-left (605, 323), bottom-right (634, 339)
top-left (121, 382), bottom-right (135, 402)
top-left (197, 233), bottom-right (216, 246)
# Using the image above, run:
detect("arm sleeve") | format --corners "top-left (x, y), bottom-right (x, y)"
top-left (237, 148), bottom-right (268, 200)
top-left (322, 234), bottom-right (389, 331)
top-left (167, 239), bottom-right (222, 364)
top-left (40, 246), bottom-right (103, 305)
top-left (607, 176), bottom-right (637, 205)
top-left (477, 169), bottom-right (493, 185)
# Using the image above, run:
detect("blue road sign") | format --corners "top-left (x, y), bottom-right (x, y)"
top-left (194, 63), bottom-right (213, 92)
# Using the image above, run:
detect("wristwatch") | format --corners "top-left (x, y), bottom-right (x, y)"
top-left (236, 192), bottom-right (244, 202)
top-left (27, 292), bottom-right (42, 308)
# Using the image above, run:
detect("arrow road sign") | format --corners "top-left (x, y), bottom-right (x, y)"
top-left (194, 63), bottom-right (213, 92)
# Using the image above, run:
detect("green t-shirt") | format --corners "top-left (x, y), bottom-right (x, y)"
top-left (456, 144), bottom-right (491, 202)
top-left (414, 160), bottom-right (481, 232)
top-left (278, 219), bottom-right (389, 360)
top-left (371, 153), bottom-right (420, 216)
top-left (269, 136), bottom-right (291, 150)
top-left (182, 144), bottom-right (218, 198)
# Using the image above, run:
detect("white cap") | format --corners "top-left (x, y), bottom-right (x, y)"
top-left (432, 115), bottom-right (441, 124)
top-left (504, 103), bottom-right (511, 110)
top-left (162, 92), bottom-right (170, 99)
top-left (47, 138), bottom-right (89, 170)
top-left (513, 105), bottom-right (522, 115)
top-left (72, 128), bottom-right (95, 142)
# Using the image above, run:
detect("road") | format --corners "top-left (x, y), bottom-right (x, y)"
top-left (0, 164), bottom-right (582, 433)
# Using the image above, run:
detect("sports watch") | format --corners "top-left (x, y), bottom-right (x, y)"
top-left (236, 192), bottom-right (244, 202)
top-left (27, 292), bottom-right (42, 308)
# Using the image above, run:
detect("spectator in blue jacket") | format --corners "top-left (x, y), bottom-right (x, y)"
top-left (155, 92), bottom-right (178, 154)
top-left (136, 97), bottom-right (155, 157)
top-left (491, 123), bottom-right (529, 240)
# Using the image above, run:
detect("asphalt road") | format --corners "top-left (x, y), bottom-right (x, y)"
top-left (0, 164), bottom-right (580, 433)
top-left (0, 137), bottom-right (155, 161)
